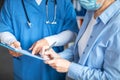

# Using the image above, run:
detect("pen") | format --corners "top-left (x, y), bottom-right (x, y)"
top-left (45, 41), bottom-right (56, 52)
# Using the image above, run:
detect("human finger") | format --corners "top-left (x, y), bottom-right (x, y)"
top-left (32, 46), bottom-right (40, 55)
top-left (9, 41), bottom-right (22, 57)
top-left (9, 50), bottom-right (22, 57)
top-left (41, 46), bottom-right (49, 56)
top-left (29, 43), bottom-right (35, 50)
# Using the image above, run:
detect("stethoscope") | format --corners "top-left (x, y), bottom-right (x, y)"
top-left (21, 0), bottom-right (57, 27)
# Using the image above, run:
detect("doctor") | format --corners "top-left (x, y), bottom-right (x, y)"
top-left (0, 0), bottom-right (78, 80)
top-left (44, 0), bottom-right (120, 80)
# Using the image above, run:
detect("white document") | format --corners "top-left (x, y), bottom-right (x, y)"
top-left (0, 43), bottom-right (45, 60)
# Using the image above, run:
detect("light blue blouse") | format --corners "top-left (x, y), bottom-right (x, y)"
top-left (60, 0), bottom-right (120, 80)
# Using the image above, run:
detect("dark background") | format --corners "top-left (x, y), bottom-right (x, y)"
top-left (0, 47), bottom-right (13, 80)
top-left (0, 0), bottom-right (13, 80)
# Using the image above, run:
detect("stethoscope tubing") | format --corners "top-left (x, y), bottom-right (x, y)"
top-left (22, 0), bottom-right (57, 27)
top-left (22, 0), bottom-right (31, 27)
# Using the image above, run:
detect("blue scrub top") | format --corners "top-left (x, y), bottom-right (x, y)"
top-left (0, 0), bottom-right (78, 80)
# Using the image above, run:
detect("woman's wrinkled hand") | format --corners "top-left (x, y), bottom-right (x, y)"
top-left (45, 58), bottom-right (71, 73)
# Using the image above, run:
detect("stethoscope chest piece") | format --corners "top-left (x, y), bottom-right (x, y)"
top-left (27, 21), bottom-right (32, 27)
top-left (46, 20), bottom-right (57, 24)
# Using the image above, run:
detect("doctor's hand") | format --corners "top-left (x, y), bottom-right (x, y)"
top-left (29, 39), bottom-right (49, 55)
top-left (45, 58), bottom-right (71, 73)
top-left (8, 41), bottom-right (22, 57)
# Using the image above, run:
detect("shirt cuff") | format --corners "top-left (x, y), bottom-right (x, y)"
top-left (0, 32), bottom-right (17, 45)
top-left (67, 62), bottom-right (83, 80)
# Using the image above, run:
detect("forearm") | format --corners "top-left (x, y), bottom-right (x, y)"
top-left (0, 32), bottom-right (17, 45)
top-left (67, 62), bottom-right (109, 80)
top-left (44, 30), bottom-right (76, 46)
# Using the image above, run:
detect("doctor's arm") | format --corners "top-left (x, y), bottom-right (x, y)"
top-left (30, 0), bottom-right (78, 54)
top-left (45, 30), bottom-right (76, 46)
top-left (0, 32), bottom-right (22, 57)
top-left (0, 0), bottom-right (22, 57)
top-left (30, 30), bottom-right (76, 54)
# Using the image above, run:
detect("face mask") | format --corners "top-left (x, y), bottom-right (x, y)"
top-left (79, 0), bottom-right (104, 10)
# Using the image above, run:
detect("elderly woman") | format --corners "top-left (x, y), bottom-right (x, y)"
top-left (43, 0), bottom-right (120, 80)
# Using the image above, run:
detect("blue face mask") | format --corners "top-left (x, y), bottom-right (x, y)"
top-left (79, 0), bottom-right (104, 10)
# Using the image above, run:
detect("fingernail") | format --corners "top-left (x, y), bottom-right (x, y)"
top-left (32, 52), bottom-right (35, 55)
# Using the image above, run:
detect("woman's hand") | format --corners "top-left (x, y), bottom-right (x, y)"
top-left (42, 47), bottom-right (71, 73)
top-left (45, 58), bottom-right (71, 73)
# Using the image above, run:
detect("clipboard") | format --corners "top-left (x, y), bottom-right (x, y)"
top-left (0, 42), bottom-right (45, 60)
